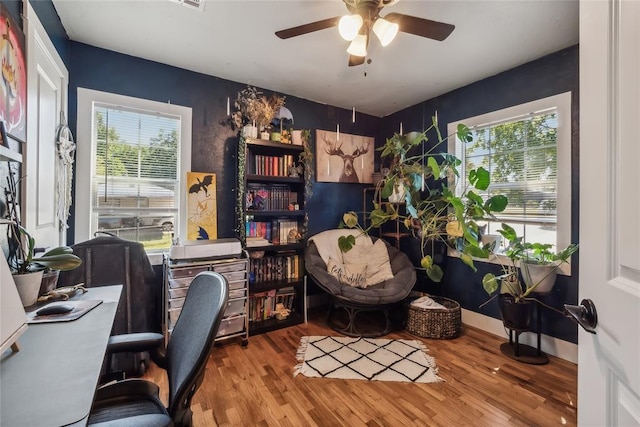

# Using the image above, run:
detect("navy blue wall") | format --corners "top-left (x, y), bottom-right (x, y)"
top-left (66, 42), bottom-right (380, 243)
top-left (31, 0), bottom-right (579, 343)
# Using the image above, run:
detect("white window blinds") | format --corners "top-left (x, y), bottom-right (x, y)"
top-left (91, 104), bottom-right (181, 248)
top-left (456, 110), bottom-right (559, 245)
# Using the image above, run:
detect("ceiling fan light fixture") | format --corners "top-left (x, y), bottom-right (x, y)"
top-left (347, 34), bottom-right (368, 57)
top-left (338, 14), bottom-right (363, 41)
top-left (372, 17), bottom-right (399, 46)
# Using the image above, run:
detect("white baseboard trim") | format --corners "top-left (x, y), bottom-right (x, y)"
top-left (461, 309), bottom-right (578, 364)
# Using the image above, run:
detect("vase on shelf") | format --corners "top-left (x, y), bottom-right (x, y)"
top-left (242, 125), bottom-right (258, 138)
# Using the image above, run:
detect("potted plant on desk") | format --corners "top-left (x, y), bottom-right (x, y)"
top-left (5, 224), bottom-right (82, 306)
top-left (481, 223), bottom-right (578, 331)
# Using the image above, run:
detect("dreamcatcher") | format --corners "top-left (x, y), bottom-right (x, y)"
top-left (56, 112), bottom-right (75, 231)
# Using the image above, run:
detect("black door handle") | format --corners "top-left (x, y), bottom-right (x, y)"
top-left (564, 299), bottom-right (598, 334)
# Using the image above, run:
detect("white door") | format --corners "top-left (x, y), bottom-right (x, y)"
top-left (579, 0), bottom-right (640, 425)
top-left (23, 2), bottom-right (69, 248)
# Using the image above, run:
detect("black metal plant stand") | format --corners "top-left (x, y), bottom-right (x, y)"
top-left (500, 299), bottom-right (549, 365)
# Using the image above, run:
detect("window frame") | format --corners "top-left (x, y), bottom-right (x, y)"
top-left (76, 88), bottom-right (192, 264)
top-left (447, 92), bottom-right (573, 275)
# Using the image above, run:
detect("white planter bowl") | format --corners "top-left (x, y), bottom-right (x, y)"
top-left (521, 262), bottom-right (558, 294)
top-left (13, 270), bottom-right (44, 307)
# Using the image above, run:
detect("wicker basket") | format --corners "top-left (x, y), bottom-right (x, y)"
top-left (406, 295), bottom-right (461, 339)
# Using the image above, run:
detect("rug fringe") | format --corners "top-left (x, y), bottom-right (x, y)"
top-left (293, 336), bottom-right (310, 377)
top-left (412, 339), bottom-right (445, 382)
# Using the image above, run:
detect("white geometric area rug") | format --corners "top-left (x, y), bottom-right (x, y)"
top-left (294, 336), bottom-right (443, 383)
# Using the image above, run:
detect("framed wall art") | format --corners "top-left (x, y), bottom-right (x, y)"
top-left (1, 4), bottom-right (27, 142)
top-left (316, 129), bottom-right (374, 184)
top-left (186, 172), bottom-right (217, 240)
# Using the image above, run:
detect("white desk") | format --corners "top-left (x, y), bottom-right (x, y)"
top-left (1, 285), bottom-right (122, 427)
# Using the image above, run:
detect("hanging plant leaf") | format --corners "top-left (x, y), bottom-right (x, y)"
top-left (343, 211), bottom-right (358, 228)
top-left (469, 167), bottom-right (490, 191)
top-left (485, 194), bottom-right (508, 213)
top-left (446, 221), bottom-right (463, 237)
top-left (457, 123), bottom-right (473, 143)
top-left (426, 265), bottom-right (444, 282)
top-left (427, 156), bottom-right (440, 180)
top-left (482, 273), bottom-right (499, 295)
top-left (338, 235), bottom-right (356, 252)
top-left (460, 253), bottom-right (477, 272)
top-left (420, 255), bottom-right (433, 269)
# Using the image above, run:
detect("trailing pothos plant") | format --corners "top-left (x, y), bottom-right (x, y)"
top-left (339, 116), bottom-right (508, 282)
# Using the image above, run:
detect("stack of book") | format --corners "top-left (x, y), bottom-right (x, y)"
top-left (246, 236), bottom-right (270, 248)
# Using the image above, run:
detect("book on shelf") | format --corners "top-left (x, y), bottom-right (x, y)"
top-left (249, 254), bottom-right (300, 284)
top-left (251, 154), bottom-right (295, 177)
top-left (246, 183), bottom-right (295, 211)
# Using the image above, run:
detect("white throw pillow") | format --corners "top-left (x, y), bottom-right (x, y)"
top-left (343, 239), bottom-right (394, 286)
top-left (308, 229), bottom-right (373, 265)
top-left (326, 257), bottom-right (368, 288)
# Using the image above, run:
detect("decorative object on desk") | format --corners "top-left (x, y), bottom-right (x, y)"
top-left (260, 131), bottom-right (270, 140)
top-left (186, 172), bottom-right (217, 240)
top-left (338, 117), bottom-right (508, 283)
top-left (1, 4), bottom-right (27, 141)
top-left (294, 336), bottom-right (443, 383)
top-left (37, 284), bottom-right (87, 302)
top-left (316, 129), bottom-right (374, 183)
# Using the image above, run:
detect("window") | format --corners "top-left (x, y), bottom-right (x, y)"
top-left (76, 89), bottom-right (191, 260)
top-left (448, 92), bottom-right (572, 273)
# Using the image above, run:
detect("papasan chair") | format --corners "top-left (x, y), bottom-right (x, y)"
top-left (305, 229), bottom-right (416, 337)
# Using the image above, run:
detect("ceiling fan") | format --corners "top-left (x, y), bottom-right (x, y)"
top-left (275, 0), bottom-right (455, 67)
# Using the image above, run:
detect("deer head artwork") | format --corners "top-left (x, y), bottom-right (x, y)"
top-left (323, 136), bottom-right (370, 183)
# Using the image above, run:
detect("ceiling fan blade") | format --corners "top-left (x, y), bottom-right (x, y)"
top-left (384, 13), bottom-right (455, 41)
top-left (275, 17), bottom-right (341, 39)
top-left (348, 55), bottom-right (366, 67)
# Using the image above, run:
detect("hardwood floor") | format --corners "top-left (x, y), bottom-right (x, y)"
top-left (145, 312), bottom-right (577, 426)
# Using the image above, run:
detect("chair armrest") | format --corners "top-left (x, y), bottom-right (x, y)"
top-left (107, 332), bottom-right (167, 369)
top-left (107, 333), bottom-right (164, 353)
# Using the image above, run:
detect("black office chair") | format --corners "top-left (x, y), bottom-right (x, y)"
top-left (88, 271), bottom-right (229, 427)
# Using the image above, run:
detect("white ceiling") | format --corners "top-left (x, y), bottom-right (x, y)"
top-left (52, 0), bottom-right (579, 117)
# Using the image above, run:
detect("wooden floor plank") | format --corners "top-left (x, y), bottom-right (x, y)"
top-left (145, 312), bottom-right (577, 426)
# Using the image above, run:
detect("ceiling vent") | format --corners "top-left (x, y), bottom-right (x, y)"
top-left (169, 0), bottom-right (206, 12)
